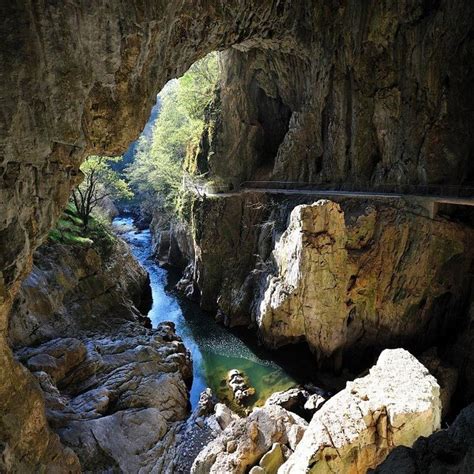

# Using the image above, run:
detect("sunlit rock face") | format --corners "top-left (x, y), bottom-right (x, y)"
top-left (191, 194), bottom-right (473, 369)
top-left (189, 349), bottom-right (441, 474)
top-left (191, 404), bottom-right (307, 474)
top-left (279, 349), bottom-right (441, 474)
top-left (257, 199), bottom-right (474, 367)
top-left (9, 238), bottom-right (151, 348)
top-left (1, 0), bottom-right (473, 469)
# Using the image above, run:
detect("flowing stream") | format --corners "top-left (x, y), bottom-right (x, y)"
top-left (113, 216), bottom-right (311, 409)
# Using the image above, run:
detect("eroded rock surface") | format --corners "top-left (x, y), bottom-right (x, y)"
top-left (189, 194), bottom-right (473, 371)
top-left (257, 199), bottom-right (473, 367)
top-left (6, 235), bottom-right (192, 471)
top-left (17, 322), bottom-right (191, 472)
top-left (9, 238), bottom-right (151, 348)
top-left (279, 349), bottom-right (441, 473)
top-left (227, 369), bottom-right (256, 407)
top-left (192, 404), bottom-right (307, 474)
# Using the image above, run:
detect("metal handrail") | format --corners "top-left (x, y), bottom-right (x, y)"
top-left (238, 181), bottom-right (474, 198)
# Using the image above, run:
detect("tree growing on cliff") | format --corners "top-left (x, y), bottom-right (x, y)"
top-left (126, 52), bottom-right (220, 215)
top-left (72, 155), bottom-right (133, 228)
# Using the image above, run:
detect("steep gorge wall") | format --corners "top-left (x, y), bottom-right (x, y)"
top-left (1, 1), bottom-right (473, 469)
top-left (189, 194), bottom-right (473, 371)
top-left (9, 238), bottom-right (151, 349)
top-left (200, 2), bottom-right (474, 187)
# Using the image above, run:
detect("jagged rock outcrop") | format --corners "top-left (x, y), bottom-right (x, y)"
top-left (257, 199), bottom-right (473, 368)
top-left (279, 349), bottom-right (441, 473)
top-left (373, 402), bottom-right (474, 473)
top-left (1, 1), bottom-right (473, 469)
top-left (227, 369), bottom-right (256, 406)
top-left (9, 238), bottom-right (151, 348)
top-left (191, 404), bottom-right (307, 474)
top-left (163, 390), bottom-right (237, 473)
top-left (16, 322), bottom-right (192, 472)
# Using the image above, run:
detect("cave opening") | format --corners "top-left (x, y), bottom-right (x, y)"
top-left (250, 80), bottom-right (292, 178)
top-left (3, 2), bottom-right (474, 471)
top-left (83, 50), bottom-right (316, 413)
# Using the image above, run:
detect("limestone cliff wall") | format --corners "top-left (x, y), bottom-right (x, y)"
top-left (198, 3), bottom-right (474, 187)
top-left (1, 1), bottom-right (473, 469)
top-left (189, 194), bottom-right (473, 372)
top-left (257, 199), bottom-right (473, 368)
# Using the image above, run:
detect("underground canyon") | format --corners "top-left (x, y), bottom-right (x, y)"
top-left (1, 1), bottom-right (474, 473)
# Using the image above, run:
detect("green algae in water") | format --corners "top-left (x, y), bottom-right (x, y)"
top-left (113, 216), bottom-right (300, 410)
top-left (200, 350), bottom-right (297, 412)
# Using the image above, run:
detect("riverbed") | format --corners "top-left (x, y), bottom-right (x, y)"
top-left (113, 216), bottom-right (316, 409)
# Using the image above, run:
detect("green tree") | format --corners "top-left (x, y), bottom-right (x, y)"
top-left (72, 155), bottom-right (133, 228)
top-left (178, 51), bottom-right (221, 120)
top-left (126, 52), bottom-right (220, 214)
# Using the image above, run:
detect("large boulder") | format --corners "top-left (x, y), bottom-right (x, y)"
top-left (279, 349), bottom-right (441, 473)
top-left (191, 404), bottom-right (307, 474)
top-left (373, 403), bottom-right (474, 473)
top-left (257, 200), bottom-right (472, 368)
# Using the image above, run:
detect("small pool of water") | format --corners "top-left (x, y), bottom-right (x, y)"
top-left (113, 216), bottom-right (313, 409)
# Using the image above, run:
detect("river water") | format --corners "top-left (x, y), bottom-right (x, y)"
top-left (113, 216), bottom-right (312, 409)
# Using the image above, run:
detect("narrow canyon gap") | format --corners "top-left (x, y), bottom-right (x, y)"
top-left (1, 1), bottom-right (474, 470)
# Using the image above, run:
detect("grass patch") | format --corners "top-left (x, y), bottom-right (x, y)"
top-left (48, 203), bottom-right (116, 259)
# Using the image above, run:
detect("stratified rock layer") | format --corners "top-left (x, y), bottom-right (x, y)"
top-left (279, 349), bottom-right (441, 473)
top-left (7, 235), bottom-right (192, 471)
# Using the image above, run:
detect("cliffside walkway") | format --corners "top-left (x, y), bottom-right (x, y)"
top-left (192, 180), bottom-right (474, 218)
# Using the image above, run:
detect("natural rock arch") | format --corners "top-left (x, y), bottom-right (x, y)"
top-left (1, 1), bottom-right (473, 469)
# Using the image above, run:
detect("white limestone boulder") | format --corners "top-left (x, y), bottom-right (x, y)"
top-left (279, 349), bottom-right (441, 473)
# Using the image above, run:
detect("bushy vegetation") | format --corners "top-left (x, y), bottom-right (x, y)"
top-left (72, 155), bottom-right (132, 229)
top-left (49, 203), bottom-right (116, 258)
top-left (126, 52), bottom-right (220, 217)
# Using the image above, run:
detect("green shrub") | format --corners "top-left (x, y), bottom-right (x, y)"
top-left (48, 204), bottom-right (116, 259)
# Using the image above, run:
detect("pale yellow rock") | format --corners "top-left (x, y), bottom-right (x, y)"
top-left (258, 200), bottom-right (353, 365)
top-left (278, 349), bottom-right (441, 474)
top-left (259, 442), bottom-right (284, 474)
top-left (257, 199), bottom-right (472, 368)
top-left (192, 405), bottom-right (307, 474)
